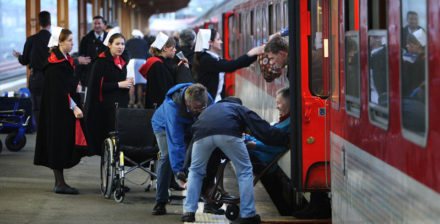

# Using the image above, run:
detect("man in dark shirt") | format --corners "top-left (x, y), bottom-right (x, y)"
top-left (78, 15), bottom-right (108, 87)
top-left (13, 11), bottom-right (51, 124)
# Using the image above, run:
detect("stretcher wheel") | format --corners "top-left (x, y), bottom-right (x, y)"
top-left (225, 204), bottom-right (239, 221)
top-left (5, 132), bottom-right (26, 152)
top-left (101, 138), bottom-right (115, 199)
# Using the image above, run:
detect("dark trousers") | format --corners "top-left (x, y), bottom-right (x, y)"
top-left (30, 70), bottom-right (44, 126)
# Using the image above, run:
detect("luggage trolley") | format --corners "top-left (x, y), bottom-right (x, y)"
top-left (100, 107), bottom-right (159, 202)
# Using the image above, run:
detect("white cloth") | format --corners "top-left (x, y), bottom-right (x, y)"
top-left (412, 29), bottom-right (426, 47)
top-left (48, 26), bottom-right (63, 47)
top-left (131, 29), bottom-right (143, 38)
top-left (151, 32), bottom-right (169, 50)
top-left (127, 58), bottom-right (147, 84)
top-left (194, 29), bottom-right (211, 52)
top-left (103, 26), bottom-right (121, 46)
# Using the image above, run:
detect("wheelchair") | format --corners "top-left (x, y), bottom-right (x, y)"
top-left (201, 150), bottom-right (290, 222)
top-left (100, 107), bottom-right (159, 203)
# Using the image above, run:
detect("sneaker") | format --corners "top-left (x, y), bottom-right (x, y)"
top-left (203, 202), bottom-right (225, 215)
top-left (239, 214), bottom-right (261, 224)
top-left (181, 212), bottom-right (195, 222)
top-left (152, 202), bottom-right (167, 215)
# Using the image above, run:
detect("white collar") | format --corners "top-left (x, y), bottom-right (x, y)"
top-left (206, 50), bottom-right (219, 59)
top-left (94, 32), bottom-right (103, 39)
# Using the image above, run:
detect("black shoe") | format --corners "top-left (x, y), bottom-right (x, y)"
top-left (54, 186), bottom-right (79, 195)
top-left (239, 214), bottom-right (261, 224)
top-left (181, 212), bottom-right (195, 222)
top-left (152, 202), bottom-right (167, 215)
top-left (293, 192), bottom-right (331, 219)
top-left (203, 202), bottom-right (225, 215)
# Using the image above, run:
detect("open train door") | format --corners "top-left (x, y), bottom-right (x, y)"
top-left (289, 0), bottom-right (331, 200)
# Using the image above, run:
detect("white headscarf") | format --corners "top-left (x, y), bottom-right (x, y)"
top-left (103, 26), bottom-right (121, 46)
top-left (412, 29), bottom-right (427, 47)
top-left (151, 32), bottom-right (169, 50)
top-left (194, 29), bottom-right (212, 52)
top-left (132, 29), bottom-right (144, 38)
top-left (47, 26), bottom-right (63, 48)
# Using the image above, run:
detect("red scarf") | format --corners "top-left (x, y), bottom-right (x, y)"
top-left (114, 56), bottom-right (126, 70)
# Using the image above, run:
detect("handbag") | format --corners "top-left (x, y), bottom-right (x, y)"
top-left (258, 54), bottom-right (282, 82)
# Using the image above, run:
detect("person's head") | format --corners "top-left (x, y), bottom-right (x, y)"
top-left (406, 11), bottom-right (419, 30)
top-left (108, 33), bottom-right (126, 57)
top-left (264, 36), bottom-right (289, 68)
top-left (208, 29), bottom-right (222, 53)
top-left (149, 37), bottom-right (176, 58)
top-left (51, 29), bottom-right (73, 54)
top-left (179, 29), bottom-right (196, 47)
top-left (276, 87), bottom-right (290, 117)
top-left (38, 11), bottom-right (51, 28)
top-left (93, 16), bottom-right (105, 34)
top-left (407, 29), bottom-right (426, 55)
top-left (184, 83), bottom-right (209, 115)
top-left (223, 96), bottom-right (243, 105)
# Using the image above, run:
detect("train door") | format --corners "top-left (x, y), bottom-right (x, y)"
top-left (293, 0), bottom-right (331, 191)
top-left (222, 12), bottom-right (236, 96)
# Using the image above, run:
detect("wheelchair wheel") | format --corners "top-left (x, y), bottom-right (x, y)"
top-left (101, 138), bottom-right (115, 199)
top-left (114, 187), bottom-right (125, 203)
top-left (225, 204), bottom-right (239, 221)
top-left (5, 132), bottom-right (26, 152)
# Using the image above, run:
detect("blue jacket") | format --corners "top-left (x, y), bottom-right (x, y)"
top-left (245, 117), bottom-right (290, 166)
top-left (151, 83), bottom-right (213, 174)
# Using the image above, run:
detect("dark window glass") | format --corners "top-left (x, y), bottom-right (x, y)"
top-left (276, 3), bottom-right (281, 32)
top-left (400, 0), bottom-right (428, 146)
top-left (330, 0), bottom-right (340, 108)
top-left (228, 15), bottom-right (235, 59)
top-left (269, 4), bottom-right (274, 34)
top-left (345, 0), bottom-right (360, 117)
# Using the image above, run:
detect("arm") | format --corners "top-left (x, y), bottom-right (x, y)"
top-left (164, 104), bottom-right (188, 174)
top-left (201, 53), bottom-right (257, 74)
top-left (238, 106), bottom-right (289, 146)
top-left (17, 36), bottom-right (32, 66)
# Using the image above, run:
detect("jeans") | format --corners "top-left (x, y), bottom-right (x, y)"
top-left (154, 131), bottom-right (172, 203)
top-left (184, 135), bottom-right (256, 218)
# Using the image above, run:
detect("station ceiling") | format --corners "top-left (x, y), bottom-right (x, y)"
top-left (134, 0), bottom-right (191, 15)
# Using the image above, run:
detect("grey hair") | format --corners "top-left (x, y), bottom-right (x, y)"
top-left (184, 83), bottom-right (208, 104)
top-left (179, 29), bottom-right (196, 47)
top-left (276, 87), bottom-right (290, 100)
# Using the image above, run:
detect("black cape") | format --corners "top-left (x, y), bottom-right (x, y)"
top-left (34, 48), bottom-right (86, 169)
top-left (84, 49), bottom-right (129, 156)
top-left (142, 56), bottom-right (175, 109)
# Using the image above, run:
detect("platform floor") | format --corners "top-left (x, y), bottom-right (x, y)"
top-left (0, 133), bottom-right (289, 224)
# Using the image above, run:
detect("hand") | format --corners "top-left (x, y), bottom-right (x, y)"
top-left (73, 107), bottom-right (83, 118)
top-left (247, 45), bottom-right (265, 57)
top-left (76, 82), bottom-right (82, 92)
top-left (12, 50), bottom-right (20, 58)
top-left (118, 78), bottom-right (134, 89)
top-left (246, 141), bottom-right (257, 150)
top-left (77, 56), bottom-right (91, 65)
top-left (269, 32), bottom-right (282, 41)
top-left (176, 171), bottom-right (187, 182)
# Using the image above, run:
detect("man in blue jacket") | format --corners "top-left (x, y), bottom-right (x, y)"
top-left (151, 83), bottom-right (213, 215)
top-left (182, 97), bottom-right (289, 223)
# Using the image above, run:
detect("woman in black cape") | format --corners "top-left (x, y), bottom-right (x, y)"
top-left (34, 28), bottom-right (86, 194)
top-left (84, 33), bottom-right (132, 156)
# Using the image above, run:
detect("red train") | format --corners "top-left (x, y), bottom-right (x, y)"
top-left (192, 0), bottom-right (440, 222)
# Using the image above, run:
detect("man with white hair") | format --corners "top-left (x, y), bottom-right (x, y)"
top-left (126, 29), bottom-right (150, 108)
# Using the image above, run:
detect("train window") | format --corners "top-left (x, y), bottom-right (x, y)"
top-left (239, 13), bottom-right (243, 55)
top-left (344, 0), bottom-right (360, 118)
top-left (269, 4), bottom-right (274, 34)
top-left (276, 3), bottom-right (282, 32)
top-left (310, 0), bottom-right (330, 98)
top-left (262, 5), bottom-right (268, 42)
top-left (367, 31), bottom-right (389, 128)
top-left (367, 0), bottom-right (389, 129)
top-left (400, 0), bottom-right (428, 146)
top-left (330, 0), bottom-right (340, 108)
top-left (228, 15), bottom-right (235, 59)
top-left (251, 10), bottom-right (254, 37)
top-left (283, 1), bottom-right (289, 27)
top-left (256, 7), bottom-right (261, 46)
